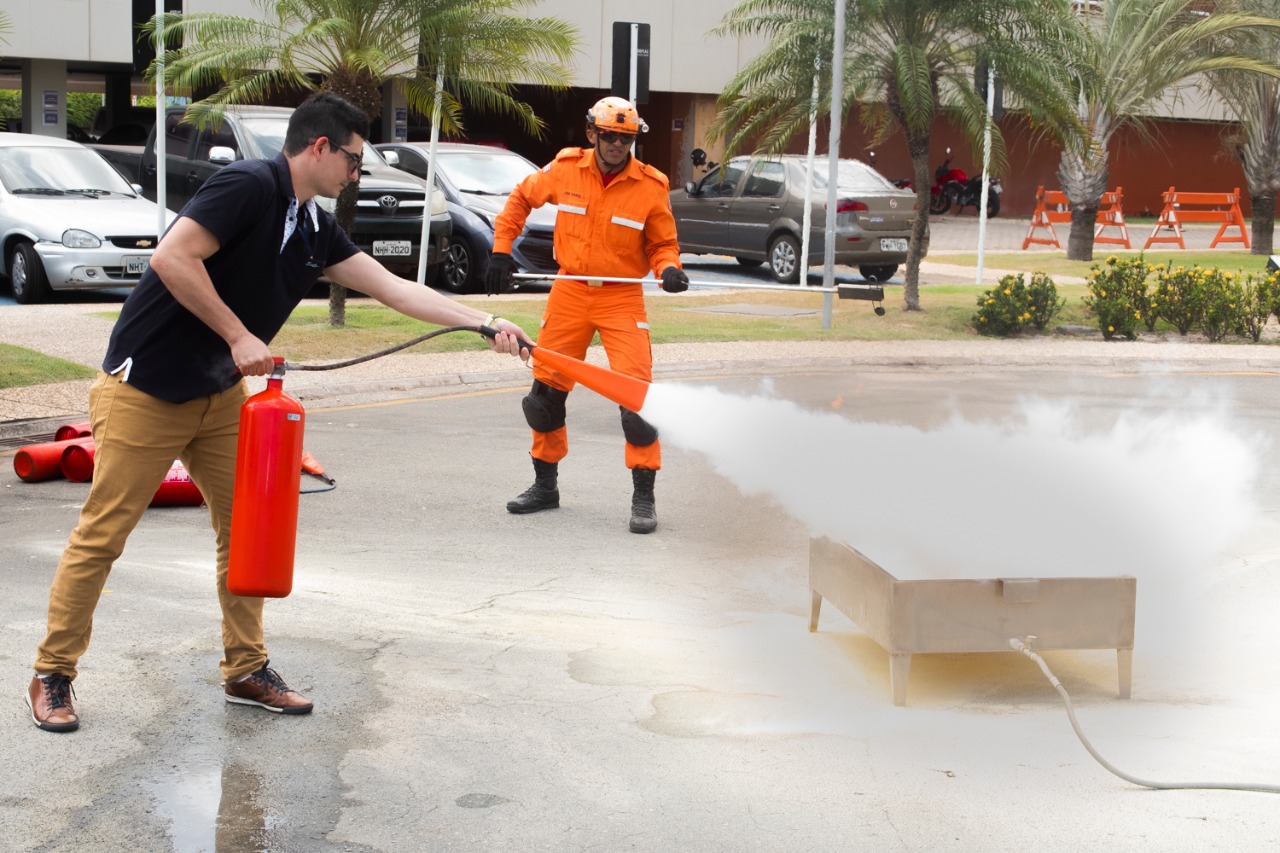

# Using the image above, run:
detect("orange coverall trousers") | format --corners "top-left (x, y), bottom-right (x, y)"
top-left (530, 279), bottom-right (660, 471)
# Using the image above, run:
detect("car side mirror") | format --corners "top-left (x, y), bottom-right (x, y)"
top-left (208, 146), bottom-right (237, 164)
top-left (382, 150), bottom-right (399, 167)
top-left (685, 181), bottom-right (698, 195)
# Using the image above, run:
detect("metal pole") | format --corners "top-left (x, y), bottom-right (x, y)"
top-left (822, 0), bottom-right (847, 330)
top-left (976, 65), bottom-right (994, 286)
top-left (629, 23), bottom-right (639, 156)
top-left (800, 55), bottom-right (819, 288)
top-left (511, 272), bottom-right (848, 294)
top-left (155, 0), bottom-right (166, 240)
top-left (416, 61), bottom-right (445, 286)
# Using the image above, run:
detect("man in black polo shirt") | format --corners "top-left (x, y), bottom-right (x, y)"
top-left (25, 93), bottom-right (530, 733)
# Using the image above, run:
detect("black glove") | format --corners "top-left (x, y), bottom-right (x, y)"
top-left (661, 266), bottom-right (689, 293)
top-left (485, 252), bottom-right (516, 295)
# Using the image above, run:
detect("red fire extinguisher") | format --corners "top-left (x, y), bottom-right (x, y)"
top-left (227, 358), bottom-right (304, 598)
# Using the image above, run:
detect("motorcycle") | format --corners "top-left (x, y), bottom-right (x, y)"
top-left (929, 147), bottom-right (1001, 217)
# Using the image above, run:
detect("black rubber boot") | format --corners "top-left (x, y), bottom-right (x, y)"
top-left (507, 458), bottom-right (560, 514)
top-left (629, 468), bottom-right (657, 534)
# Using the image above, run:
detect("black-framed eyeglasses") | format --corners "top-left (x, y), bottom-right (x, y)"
top-left (596, 131), bottom-right (635, 145)
top-left (329, 141), bottom-right (363, 172)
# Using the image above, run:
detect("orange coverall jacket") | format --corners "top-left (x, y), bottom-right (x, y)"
top-left (492, 146), bottom-right (681, 280)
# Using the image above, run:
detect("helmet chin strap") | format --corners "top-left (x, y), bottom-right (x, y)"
top-left (593, 136), bottom-right (630, 175)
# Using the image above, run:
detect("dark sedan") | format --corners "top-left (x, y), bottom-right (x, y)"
top-left (377, 141), bottom-right (557, 293)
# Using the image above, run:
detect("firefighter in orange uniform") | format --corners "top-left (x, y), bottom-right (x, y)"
top-left (486, 96), bottom-right (689, 534)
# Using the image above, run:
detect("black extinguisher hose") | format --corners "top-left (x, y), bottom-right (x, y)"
top-left (282, 325), bottom-right (493, 372)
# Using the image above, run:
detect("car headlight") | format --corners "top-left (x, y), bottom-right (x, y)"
top-left (62, 229), bottom-right (102, 249)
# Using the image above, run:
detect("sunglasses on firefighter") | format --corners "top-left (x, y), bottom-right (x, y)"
top-left (595, 130), bottom-right (635, 145)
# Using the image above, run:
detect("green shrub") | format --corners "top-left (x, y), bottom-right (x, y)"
top-left (1241, 271), bottom-right (1278, 342)
top-left (1083, 255), bottom-right (1150, 341)
top-left (1154, 264), bottom-right (1209, 335)
top-left (1025, 272), bottom-right (1065, 332)
top-left (973, 274), bottom-right (1030, 337)
top-left (1197, 269), bottom-right (1240, 343)
top-left (972, 272), bottom-right (1061, 337)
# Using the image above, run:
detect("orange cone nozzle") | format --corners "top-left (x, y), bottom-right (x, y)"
top-left (13, 436), bottom-right (94, 483)
top-left (530, 345), bottom-right (650, 413)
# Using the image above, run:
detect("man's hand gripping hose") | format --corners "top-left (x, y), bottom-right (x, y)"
top-left (1009, 637), bottom-right (1280, 794)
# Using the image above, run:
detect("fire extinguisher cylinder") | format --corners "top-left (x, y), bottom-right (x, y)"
top-left (227, 358), bottom-right (305, 598)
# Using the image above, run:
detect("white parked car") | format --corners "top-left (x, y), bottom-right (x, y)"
top-left (0, 132), bottom-right (175, 303)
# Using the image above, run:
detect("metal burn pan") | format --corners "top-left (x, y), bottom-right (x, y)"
top-left (808, 537), bottom-right (1136, 706)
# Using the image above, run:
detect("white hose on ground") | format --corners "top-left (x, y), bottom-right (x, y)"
top-left (1008, 637), bottom-right (1280, 795)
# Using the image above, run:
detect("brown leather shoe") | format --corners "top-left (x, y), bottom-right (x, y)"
top-left (26, 674), bottom-right (79, 732)
top-left (223, 661), bottom-right (313, 715)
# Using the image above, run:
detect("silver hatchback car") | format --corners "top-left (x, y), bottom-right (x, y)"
top-left (0, 133), bottom-right (174, 303)
top-left (670, 154), bottom-right (923, 284)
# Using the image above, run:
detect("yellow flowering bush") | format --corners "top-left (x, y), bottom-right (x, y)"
top-left (1083, 255), bottom-right (1152, 340)
top-left (1153, 264), bottom-right (1209, 335)
top-left (972, 272), bottom-right (1061, 337)
top-left (1240, 272), bottom-right (1278, 342)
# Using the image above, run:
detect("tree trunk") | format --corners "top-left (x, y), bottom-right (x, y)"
top-left (327, 180), bottom-right (361, 327)
top-left (902, 134), bottom-right (933, 311)
top-left (322, 77), bottom-right (381, 327)
top-left (1250, 191), bottom-right (1275, 255)
top-left (1067, 204), bottom-right (1099, 262)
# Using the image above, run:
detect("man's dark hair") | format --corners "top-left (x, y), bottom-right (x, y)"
top-left (284, 92), bottom-right (369, 156)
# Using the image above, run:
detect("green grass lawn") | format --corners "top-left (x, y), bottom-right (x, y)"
top-left (0, 343), bottom-right (97, 390)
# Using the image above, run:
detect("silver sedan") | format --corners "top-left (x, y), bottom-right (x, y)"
top-left (670, 154), bottom-right (923, 284)
top-left (0, 133), bottom-right (174, 303)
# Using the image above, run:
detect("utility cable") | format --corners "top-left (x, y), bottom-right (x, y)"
top-left (1009, 638), bottom-right (1280, 794)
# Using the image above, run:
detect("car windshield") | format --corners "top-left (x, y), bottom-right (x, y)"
top-left (0, 145), bottom-right (136, 195)
top-left (436, 151), bottom-right (537, 194)
top-left (810, 160), bottom-right (898, 193)
top-left (238, 117), bottom-right (383, 165)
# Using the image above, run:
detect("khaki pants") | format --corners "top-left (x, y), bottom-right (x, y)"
top-left (34, 371), bottom-right (267, 683)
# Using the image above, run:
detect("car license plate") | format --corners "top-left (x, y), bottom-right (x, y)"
top-left (373, 240), bottom-right (412, 257)
top-left (879, 238), bottom-right (908, 252)
top-left (125, 256), bottom-right (149, 275)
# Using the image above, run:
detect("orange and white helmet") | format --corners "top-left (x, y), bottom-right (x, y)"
top-left (586, 96), bottom-right (649, 134)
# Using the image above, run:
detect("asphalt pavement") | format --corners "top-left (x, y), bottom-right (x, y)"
top-left (2, 215), bottom-right (1278, 851)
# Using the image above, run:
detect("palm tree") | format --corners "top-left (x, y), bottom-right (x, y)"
top-left (1054, 0), bottom-right (1280, 261)
top-left (710, 0), bottom-right (1082, 310)
top-left (1208, 0), bottom-right (1280, 255)
top-left (145, 0), bottom-right (578, 325)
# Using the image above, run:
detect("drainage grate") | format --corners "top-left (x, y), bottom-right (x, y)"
top-left (0, 417), bottom-right (78, 451)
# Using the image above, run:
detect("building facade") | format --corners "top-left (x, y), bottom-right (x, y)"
top-left (0, 1), bottom-right (1257, 218)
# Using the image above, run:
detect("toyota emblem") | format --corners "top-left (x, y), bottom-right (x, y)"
top-left (378, 194), bottom-right (400, 213)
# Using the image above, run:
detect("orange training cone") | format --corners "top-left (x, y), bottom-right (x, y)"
top-left (529, 345), bottom-right (650, 413)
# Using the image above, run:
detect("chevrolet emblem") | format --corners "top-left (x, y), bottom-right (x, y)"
top-left (137, 239), bottom-right (153, 248)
